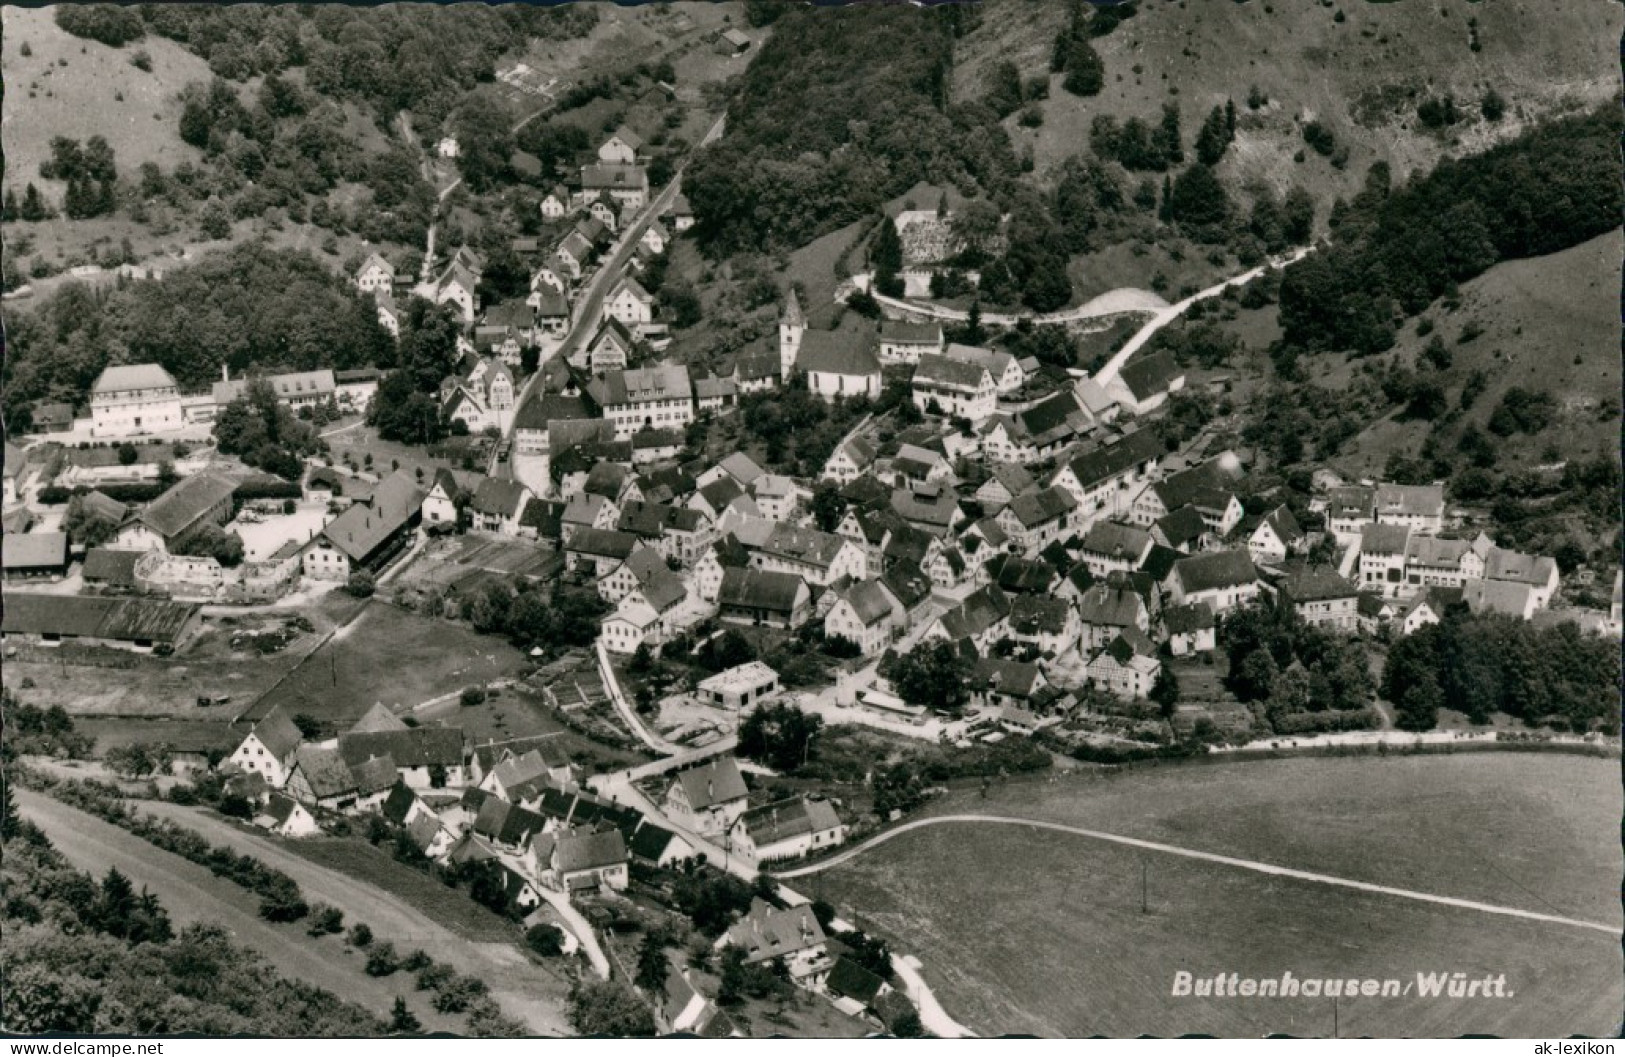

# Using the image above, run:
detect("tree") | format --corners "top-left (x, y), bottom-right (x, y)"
top-left (888, 642), bottom-right (970, 714)
top-left (737, 702), bottom-right (824, 772)
top-left (290, 713), bottom-right (323, 739)
top-left (1150, 661), bottom-right (1180, 720)
top-left (1061, 37), bottom-right (1104, 97)
top-left (388, 997), bottom-right (422, 1035)
top-left (20, 183), bottom-right (49, 222)
top-left (1480, 88), bottom-right (1507, 122)
top-left (634, 932), bottom-right (669, 994)
top-left (810, 483), bottom-right (847, 532)
top-left (453, 87), bottom-right (516, 194)
top-left (199, 200), bottom-right (232, 240)
top-left (1195, 105), bottom-right (1232, 166)
top-left (1165, 164), bottom-right (1230, 228)
top-left (525, 924), bottom-right (564, 957)
top-left (871, 214), bottom-right (903, 275)
top-left (345, 569), bottom-right (377, 598)
top-left (568, 981), bottom-right (655, 1037)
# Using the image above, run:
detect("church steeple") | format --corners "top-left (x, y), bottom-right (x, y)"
top-left (778, 290), bottom-right (805, 377)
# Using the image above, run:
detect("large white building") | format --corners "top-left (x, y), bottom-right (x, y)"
top-left (91, 364), bottom-right (185, 438)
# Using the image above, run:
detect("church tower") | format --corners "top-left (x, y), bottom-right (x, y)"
top-left (778, 289), bottom-right (805, 378)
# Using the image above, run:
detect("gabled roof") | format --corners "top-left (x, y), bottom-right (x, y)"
top-left (338, 727), bottom-right (464, 769)
top-left (878, 319), bottom-right (941, 344)
top-left (350, 703), bottom-right (408, 735)
top-left (882, 562), bottom-right (934, 610)
top-left (292, 744), bottom-right (356, 799)
top-left (554, 825), bottom-right (628, 873)
top-left (584, 462), bottom-right (631, 500)
top-left (350, 754), bottom-right (400, 797)
top-left (1164, 600), bottom-right (1215, 634)
top-left (987, 554), bottom-right (1055, 594)
top-left (1081, 521), bottom-right (1153, 561)
top-left (566, 526), bottom-right (639, 560)
top-left (591, 363), bottom-right (691, 407)
top-left (826, 958), bottom-right (888, 1006)
top-left (735, 797), bottom-right (841, 847)
top-left (1276, 565), bottom-right (1357, 603)
top-left (1117, 349), bottom-right (1183, 400)
top-left (2, 531), bottom-right (68, 570)
top-left (249, 708), bottom-right (304, 762)
top-left (891, 483), bottom-right (961, 530)
top-left (606, 125), bottom-right (644, 151)
top-left (760, 523), bottom-right (850, 569)
top-left (140, 473), bottom-right (237, 540)
top-left (718, 567), bottom-right (805, 614)
top-left (81, 547), bottom-right (141, 586)
top-left (1484, 547), bottom-right (1558, 587)
top-left (1077, 582), bottom-right (1145, 628)
top-left (725, 899), bottom-right (826, 965)
top-left (837, 579), bottom-right (898, 627)
top-left (1173, 550), bottom-right (1259, 593)
top-left (580, 162), bottom-right (649, 191)
top-left (912, 354), bottom-right (990, 391)
top-left (1359, 522), bottom-right (1411, 555)
top-left (1328, 486), bottom-right (1376, 521)
top-left (671, 757), bottom-right (748, 811)
top-left (610, 275), bottom-right (652, 304)
top-left (718, 452), bottom-right (766, 488)
top-left (319, 471), bottom-right (424, 562)
top-left (1155, 505), bottom-right (1209, 548)
top-left (934, 584), bottom-right (1011, 640)
top-left (970, 657), bottom-right (1044, 698)
top-left (1258, 505), bottom-right (1304, 545)
top-left (1062, 429), bottom-right (1166, 490)
top-left (1005, 486), bottom-right (1077, 529)
top-left (1101, 625), bottom-right (1160, 666)
top-left (470, 478), bottom-right (530, 518)
top-left (381, 782), bottom-right (418, 825)
top-left (1008, 594), bottom-right (1072, 636)
top-left (93, 363), bottom-right (177, 394)
top-left (798, 330), bottom-right (879, 377)
top-left (1375, 483), bottom-right (1445, 518)
top-left (1152, 466), bottom-right (1238, 515)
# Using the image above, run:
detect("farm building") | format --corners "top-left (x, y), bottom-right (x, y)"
top-left (0, 593), bottom-right (199, 653)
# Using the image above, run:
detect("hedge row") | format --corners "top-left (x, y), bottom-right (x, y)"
top-left (34, 773), bottom-right (308, 922)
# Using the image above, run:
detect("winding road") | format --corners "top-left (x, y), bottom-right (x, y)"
top-left (774, 814), bottom-right (1620, 937)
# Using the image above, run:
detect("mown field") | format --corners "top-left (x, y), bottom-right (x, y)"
top-left (243, 600), bottom-right (530, 729)
top-left (818, 753), bottom-right (1621, 1038)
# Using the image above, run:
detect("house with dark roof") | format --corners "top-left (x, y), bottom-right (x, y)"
top-left (1167, 550), bottom-right (1262, 615)
top-left (974, 462), bottom-right (1036, 513)
top-left (469, 478), bottom-right (534, 536)
top-left (911, 353), bottom-right (996, 422)
top-left (753, 524), bottom-right (866, 587)
top-left (1079, 521), bottom-right (1155, 579)
top-left (921, 584), bottom-right (1012, 655)
top-left (1, 593), bottom-right (199, 655)
top-left (663, 756), bottom-right (749, 838)
top-left (81, 547), bottom-right (142, 591)
top-left (824, 579), bottom-right (903, 656)
top-left (1085, 626), bottom-right (1162, 700)
top-left (1075, 580), bottom-right (1151, 651)
top-left (1105, 349), bottom-right (1186, 414)
top-left (1007, 594), bottom-right (1079, 655)
top-left (968, 657), bottom-right (1049, 712)
top-left (303, 471), bottom-right (424, 581)
top-left (1164, 600), bottom-right (1216, 656)
top-left (1131, 460), bottom-right (1244, 536)
top-left (1050, 428), bottom-right (1167, 528)
top-left (1375, 483), bottom-right (1446, 536)
top-left (226, 708), bottom-right (304, 788)
top-left (890, 481), bottom-right (964, 537)
top-left (978, 389), bottom-right (1092, 466)
top-left (253, 793), bottom-right (319, 838)
top-left (877, 319), bottom-right (944, 364)
top-left (822, 435), bottom-right (877, 486)
top-left (724, 900), bottom-right (831, 983)
top-left (113, 473), bottom-right (236, 553)
top-left (793, 329), bottom-right (881, 403)
top-left (728, 797), bottom-right (845, 863)
top-left (90, 363), bottom-right (183, 439)
top-left (997, 486), bottom-right (1079, 555)
top-left (1152, 504), bottom-right (1215, 554)
top-left (718, 567), bottom-right (810, 629)
top-left (1246, 505), bottom-right (1306, 564)
top-left (339, 726), bottom-right (470, 789)
top-left (1271, 564), bottom-right (1360, 632)
top-left (541, 825), bottom-right (630, 893)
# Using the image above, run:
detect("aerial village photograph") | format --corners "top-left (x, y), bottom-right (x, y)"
top-left (0, 0), bottom-right (1620, 1042)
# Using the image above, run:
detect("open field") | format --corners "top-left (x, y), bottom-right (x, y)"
top-left (817, 754), bottom-right (1621, 1037)
top-left (962, 0), bottom-right (1620, 196)
top-left (17, 789), bottom-right (464, 1034)
top-left (1, 6), bottom-right (207, 202)
top-left (136, 799), bottom-right (572, 1035)
top-left (244, 600), bottom-right (530, 728)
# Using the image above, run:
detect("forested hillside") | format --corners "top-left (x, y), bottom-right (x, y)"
top-left (2, 244), bottom-right (393, 430)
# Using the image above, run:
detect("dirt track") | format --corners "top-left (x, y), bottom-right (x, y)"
top-left (16, 790), bottom-right (460, 1034)
top-left (136, 800), bottom-right (571, 1036)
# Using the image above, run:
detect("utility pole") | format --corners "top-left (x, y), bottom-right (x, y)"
top-left (1332, 995), bottom-right (1339, 1039)
top-left (1141, 861), bottom-right (1148, 914)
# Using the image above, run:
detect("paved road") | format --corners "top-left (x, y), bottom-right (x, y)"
top-left (853, 277), bottom-right (1169, 327)
top-left (495, 113), bottom-right (727, 480)
top-left (774, 813), bottom-right (1620, 936)
top-left (136, 800), bottom-right (572, 1035)
top-left (1093, 245), bottom-right (1316, 386)
top-left (15, 790), bottom-right (460, 1033)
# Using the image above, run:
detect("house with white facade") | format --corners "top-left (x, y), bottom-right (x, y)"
top-left (91, 364), bottom-right (184, 439)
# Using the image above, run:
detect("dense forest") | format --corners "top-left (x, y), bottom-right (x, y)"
top-left (56, 4), bottom-right (597, 129)
top-left (1278, 107), bottom-right (1622, 355)
top-left (685, 4), bottom-right (1014, 256)
top-left (3, 244), bottom-right (392, 432)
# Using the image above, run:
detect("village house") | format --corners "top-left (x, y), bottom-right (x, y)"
top-left (355, 253), bottom-right (395, 296)
top-left (1007, 594), bottom-right (1079, 656)
top-left (728, 798), bottom-right (846, 863)
top-left (588, 196), bottom-right (619, 231)
top-left (1086, 627), bottom-right (1162, 700)
top-left (911, 354), bottom-right (997, 422)
top-left (967, 658), bottom-right (1050, 713)
top-left (824, 578), bottom-right (903, 656)
top-left (303, 472), bottom-right (424, 581)
top-left (535, 825), bottom-right (630, 894)
top-left (822, 436), bottom-right (878, 486)
top-left (944, 342), bottom-right (1024, 393)
top-left (578, 163), bottom-right (649, 210)
top-left (973, 463), bottom-right (1036, 514)
top-left (604, 275), bottom-right (655, 330)
top-left (996, 486), bottom-right (1079, 555)
top-left (1152, 505), bottom-right (1217, 554)
top-left (920, 584), bottom-right (1012, 656)
top-left (1164, 601), bottom-right (1216, 656)
top-left (1048, 428), bottom-right (1166, 528)
top-left (717, 567), bottom-right (811, 629)
top-left (1358, 523), bottom-right (1412, 600)
top-left (699, 451), bottom-right (766, 492)
top-left (1131, 463), bottom-right (1244, 537)
top-left (1375, 483), bottom-right (1446, 536)
top-left (690, 478), bottom-right (760, 523)
top-left (340, 725), bottom-right (470, 790)
top-left (0, 594), bottom-right (199, 656)
top-left (753, 523), bottom-right (866, 587)
top-left (1166, 550), bottom-right (1262, 615)
top-left (598, 126), bottom-right (643, 165)
top-left (1078, 521), bottom-right (1155, 579)
top-left (1482, 546), bottom-right (1561, 610)
top-left (1104, 350), bottom-right (1185, 415)
top-left (1461, 578), bottom-right (1539, 621)
top-left (978, 391), bottom-right (1091, 466)
top-left (226, 709), bottom-right (303, 788)
top-left (1273, 565), bottom-right (1361, 632)
top-left (1326, 485), bottom-right (1377, 540)
top-left (1402, 534), bottom-right (1484, 596)
top-left (1247, 506), bottom-right (1306, 565)
top-left (663, 757), bottom-right (750, 838)
top-left (112, 473), bottom-right (236, 554)
top-left (468, 478), bottom-right (534, 536)
top-left (590, 363), bottom-right (693, 440)
top-left (722, 900), bottom-right (831, 987)
top-left (553, 231), bottom-right (596, 282)
top-left (90, 364), bottom-right (184, 439)
top-left (540, 184), bottom-right (572, 219)
top-left (254, 793), bottom-right (320, 838)
top-left (877, 319), bottom-right (944, 364)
